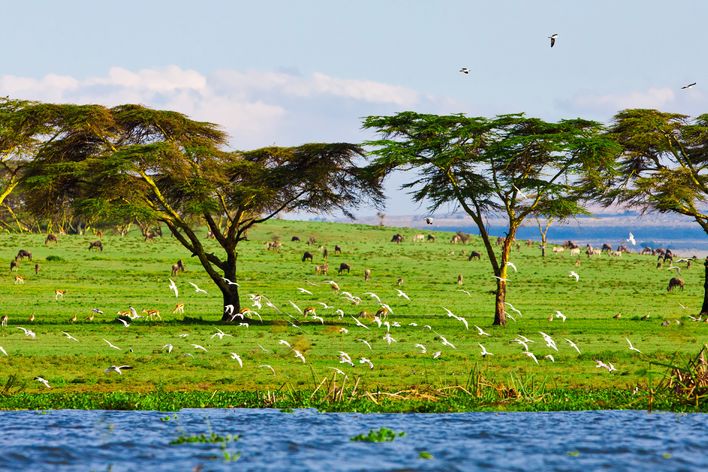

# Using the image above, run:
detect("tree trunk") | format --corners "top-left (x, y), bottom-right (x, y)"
top-left (701, 257), bottom-right (708, 315)
top-left (493, 231), bottom-right (516, 326)
top-left (220, 254), bottom-right (241, 322)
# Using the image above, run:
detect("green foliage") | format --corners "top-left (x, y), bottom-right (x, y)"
top-left (169, 432), bottom-right (238, 445)
top-left (350, 427), bottom-right (406, 442)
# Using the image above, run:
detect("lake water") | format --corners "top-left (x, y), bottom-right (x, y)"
top-left (0, 409), bottom-right (705, 471)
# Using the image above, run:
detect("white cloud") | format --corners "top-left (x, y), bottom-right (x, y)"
top-left (0, 66), bottom-right (431, 149)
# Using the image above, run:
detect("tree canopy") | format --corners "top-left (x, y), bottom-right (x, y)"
top-left (364, 111), bottom-right (619, 325)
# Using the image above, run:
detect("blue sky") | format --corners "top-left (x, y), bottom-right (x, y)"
top-left (2, 0), bottom-right (707, 216)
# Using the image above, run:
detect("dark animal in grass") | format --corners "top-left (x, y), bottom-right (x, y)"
top-left (302, 251), bottom-right (314, 262)
top-left (15, 249), bottom-right (32, 261)
top-left (391, 233), bottom-right (403, 244)
top-left (291, 236), bottom-right (300, 242)
top-left (10, 260), bottom-right (18, 271)
top-left (322, 247), bottom-right (328, 260)
top-left (338, 263), bottom-right (351, 274)
top-left (667, 277), bottom-right (685, 292)
top-left (601, 243), bottom-right (612, 253)
top-left (468, 250), bottom-right (481, 261)
top-left (334, 245), bottom-right (342, 255)
top-left (44, 233), bottom-right (58, 245)
top-left (171, 259), bottom-right (185, 276)
top-left (427, 234), bottom-right (436, 242)
top-left (88, 240), bottom-right (103, 251)
top-left (35, 263), bottom-right (40, 275)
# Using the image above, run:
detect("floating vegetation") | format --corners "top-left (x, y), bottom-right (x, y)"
top-left (350, 427), bottom-right (405, 442)
top-left (418, 451), bottom-right (433, 460)
top-left (170, 432), bottom-right (238, 445)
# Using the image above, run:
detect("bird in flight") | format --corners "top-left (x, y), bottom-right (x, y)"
top-left (222, 277), bottom-right (239, 286)
top-left (230, 352), bottom-right (243, 367)
top-left (627, 232), bottom-right (636, 246)
top-left (681, 82), bottom-right (696, 89)
top-left (62, 331), bottom-right (79, 342)
top-left (105, 365), bottom-right (133, 375)
top-left (189, 282), bottom-right (208, 294)
top-left (425, 217), bottom-right (434, 224)
top-left (625, 337), bottom-right (641, 353)
top-left (338, 351), bottom-right (354, 366)
top-left (548, 33), bottom-right (558, 47)
top-left (568, 271), bottom-right (580, 282)
top-left (432, 351), bottom-right (442, 359)
top-left (459, 67), bottom-right (469, 75)
top-left (564, 338), bottom-right (581, 354)
top-left (297, 287), bottom-right (313, 295)
top-left (524, 351), bottom-right (539, 365)
top-left (162, 344), bottom-right (174, 353)
top-left (116, 317), bottom-right (130, 328)
top-left (358, 338), bottom-right (373, 350)
top-left (554, 311), bottom-right (567, 322)
top-left (293, 350), bottom-right (307, 363)
top-left (259, 364), bottom-right (276, 375)
top-left (478, 344), bottom-right (493, 357)
top-left (505, 261), bottom-right (518, 273)
top-left (350, 316), bottom-right (370, 330)
top-left (103, 339), bottom-right (121, 350)
top-left (34, 377), bottom-right (51, 388)
top-left (359, 357), bottom-right (374, 369)
top-left (168, 279), bottom-right (178, 298)
top-left (474, 325), bottom-right (491, 337)
top-left (396, 289), bottom-right (411, 301)
top-left (191, 343), bottom-right (208, 352)
top-left (415, 343), bottom-right (427, 354)
top-left (439, 335), bottom-right (457, 349)
top-left (17, 326), bottom-right (36, 338)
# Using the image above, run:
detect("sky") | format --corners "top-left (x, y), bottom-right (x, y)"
top-left (2, 0), bottom-right (707, 217)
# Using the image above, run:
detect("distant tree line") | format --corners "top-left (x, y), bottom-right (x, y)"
top-left (1, 98), bottom-right (706, 322)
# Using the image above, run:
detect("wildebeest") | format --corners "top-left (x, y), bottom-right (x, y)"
top-left (468, 250), bottom-right (481, 261)
top-left (88, 240), bottom-right (103, 251)
top-left (15, 249), bottom-right (32, 261)
top-left (426, 234), bottom-right (436, 242)
top-left (640, 247), bottom-right (654, 255)
top-left (563, 240), bottom-right (579, 249)
top-left (322, 247), bottom-right (328, 259)
top-left (667, 277), bottom-right (685, 292)
top-left (334, 245), bottom-right (342, 255)
top-left (291, 236), bottom-right (301, 242)
top-left (171, 259), bottom-right (185, 276)
top-left (45, 234), bottom-right (58, 245)
top-left (391, 233), bottom-right (404, 244)
top-left (338, 263), bottom-right (351, 274)
top-left (302, 251), bottom-right (314, 262)
top-left (10, 260), bottom-right (18, 271)
top-left (601, 243), bottom-right (613, 253)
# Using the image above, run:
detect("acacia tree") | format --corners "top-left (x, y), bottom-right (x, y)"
top-left (16, 101), bottom-right (383, 320)
top-left (364, 112), bottom-right (618, 325)
top-left (584, 109), bottom-right (708, 314)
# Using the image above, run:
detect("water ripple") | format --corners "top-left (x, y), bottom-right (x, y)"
top-left (0, 409), bottom-right (705, 471)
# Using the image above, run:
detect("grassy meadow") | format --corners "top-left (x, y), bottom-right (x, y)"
top-left (0, 219), bottom-right (706, 411)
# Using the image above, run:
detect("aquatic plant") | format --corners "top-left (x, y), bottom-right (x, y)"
top-left (350, 427), bottom-right (405, 442)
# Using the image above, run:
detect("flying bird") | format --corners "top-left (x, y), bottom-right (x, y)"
top-left (0, 346), bottom-right (7, 356)
top-left (505, 261), bottom-right (518, 273)
top-left (328, 367), bottom-right (347, 377)
top-left (17, 326), bottom-right (36, 338)
top-left (211, 328), bottom-right (232, 340)
top-left (626, 337), bottom-right (641, 353)
top-left (548, 33), bottom-right (558, 47)
top-left (230, 352), bottom-right (243, 367)
top-left (359, 357), bottom-right (374, 369)
top-left (478, 344), bottom-right (493, 357)
top-left (432, 351), bottom-right (442, 359)
top-left (627, 232), bottom-right (636, 246)
top-left (539, 331), bottom-right (558, 351)
top-left (396, 289), bottom-right (411, 301)
top-left (222, 277), bottom-right (240, 286)
top-left (278, 339), bottom-right (291, 348)
top-left (524, 351), bottom-right (539, 365)
top-left (425, 217), bottom-right (434, 224)
top-left (459, 67), bottom-right (470, 75)
top-left (358, 338), bottom-right (373, 350)
top-left (505, 302), bottom-right (523, 317)
top-left (439, 335), bottom-right (456, 349)
top-left (544, 354), bottom-right (555, 363)
top-left (568, 271), bottom-right (580, 282)
top-left (189, 282), bottom-right (208, 294)
top-left (102, 339), bottom-right (121, 350)
top-left (105, 365), bottom-right (133, 375)
top-left (414, 343), bottom-right (427, 354)
top-left (383, 332), bottom-right (396, 345)
top-left (681, 82), bottom-right (696, 89)
top-left (297, 287), bottom-right (313, 295)
top-left (62, 331), bottom-right (79, 342)
top-left (554, 311), bottom-right (567, 322)
top-left (493, 275), bottom-right (508, 282)
top-left (293, 350), bottom-right (307, 363)
top-left (116, 317), bottom-right (130, 328)
top-left (259, 364), bottom-right (276, 375)
top-left (474, 325), bottom-right (491, 337)
top-left (34, 377), bottom-right (51, 388)
top-left (168, 279), bottom-right (178, 298)
top-left (564, 338), bottom-right (581, 354)
top-left (338, 351), bottom-right (354, 366)
top-left (162, 344), bottom-right (174, 353)
top-left (191, 344), bottom-right (208, 352)
top-left (350, 316), bottom-right (370, 330)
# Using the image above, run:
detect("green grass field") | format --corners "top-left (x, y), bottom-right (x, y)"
top-left (0, 219), bottom-right (706, 411)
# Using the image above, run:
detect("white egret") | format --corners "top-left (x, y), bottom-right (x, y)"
top-left (625, 337), bottom-right (641, 353)
top-left (62, 331), bottom-right (79, 342)
top-left (359, 357), bottom-right (374, 369)
top-left (34, 377), bottom-right (51, 388)
top-left (191, 344), bottom-right (208, 352)
top-left (105, 365), bottom-right (133, 375)
top-left (478, 344), bottom-right (493, 357)
top-left (189, 282), bottom-right (208, 294)
top-left (564, 338), bottom-right (581, 354)
top-left (168, 279), bottom-right (179, 298)
top-left (103, 339), bottom-right (121, 350)
top-left (474, 325), bottom-right (491, 337)
top-left (230, 352), bottom-right (243, 367)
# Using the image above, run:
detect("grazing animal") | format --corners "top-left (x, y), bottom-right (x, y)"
top-left (302, 251), bottom-right (314, 262)
top-left (14, 275), bottom-right (24, 285)
top-left (391, 233), bottom-right (404, 244)
top-left (88, 240), bottom-right (103, 251)
top-left (427, 234), bottom-right (436, 242)
top-left (412, 234), bottom-right (425, 243)
top-left (552, 247), bottom-right (565, 253)
top-left (266, 241), bottom-right (282, 251)
top-left (1, 315), bottom-right (7, 326)
top-left (468, 250), bottom-right (481, 261)
top-left (321, 246), bottom-right (328, 260)
top-left (315, 263), bottom-right (329, 275)
top-left (15, 249), bottom-right (32, 261)
top-left (171, 259), bottom-right (185, 276)
top-left (570, 248), bottom-right (581, 256)
top-left (667, 277), bottom-right (685, 292)
top-left (334, 245), bottom-right (342, 255)
top-left (457, 274), bottom-right (464, 285)
top-left (142, 309), bottom-right (161, 320)
top-left (364, 268), bottom-right (371, 281)
top-left (34, 263), bottom-right (40, 275)
top-left (601, 243), bottom-right (613, 253)
top-left (44, 233), bottom-right (58, 245)
top-left (55, 289), bottom-right (66, 300)
top-left (307, 236), bottom-right (317, 245)
top-left (10, 260), bottom-right (18, 271)
top-left (172, 303), bottom-right (185, 314)
top-left (376, 305), bottom-right (390, 320)
top-left (338, 263), bottom-right (351, 274)
top-left (291, 236), bottom-right (300, 242)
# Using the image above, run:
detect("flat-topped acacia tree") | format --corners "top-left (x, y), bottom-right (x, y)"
top-left (364, 112), bottom-right (619, 325)
top-left (584, 109), bottom-right (708, 315)
top-left (17, 101), bottom-right (383, 320)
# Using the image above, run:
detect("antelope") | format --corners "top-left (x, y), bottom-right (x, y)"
top-left (171, 259), bottom-right (185, 276)
top-left (172, 303), bottom-right (185, 314)
top-left (334, 245), bottom-right (342, 255)
top-left (10, 260), bottom-right (18, 271)
top-left (457, 274), bottom-right (464, 285)
top-left (34, 263), bottom-right (40, 275)
top-left (315, 263), bottom-right (329, 275)
top-left (364, 268), bottom-right (371, 281)
top-left (44, 233), bottom-right (58, 245)
top-left (55, 289), bottom-right (66, 300)
top-left (69, 314), bottom-right (77, 323)
top-left (14, 275), bottom-right (25, 285)
top-left (28, 314), bottom-right (35, 323)
top-left (375, 305), bottom-right (390, 320)
top-left (142, 309), bottom-right (161, 320)
top-left (88, 240), bottom-right (103, 251)
top-left (303, 306), bottom-right (316, 317)
top-left (1, 315), bottom-right (8, 326)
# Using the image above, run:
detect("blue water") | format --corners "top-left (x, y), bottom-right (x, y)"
top-left (443, 225), bottom-right (708, 255)
top-left (0, 409), bottom-right (705, 471)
